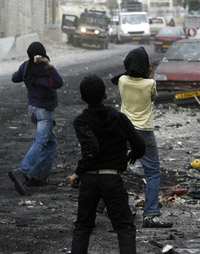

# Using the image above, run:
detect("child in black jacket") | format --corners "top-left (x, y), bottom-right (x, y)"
top-left (70, 74), bottom-right (145, 254)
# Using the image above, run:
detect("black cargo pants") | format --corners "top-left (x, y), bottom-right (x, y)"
top-left (71, 173), bottom-right (136, 254)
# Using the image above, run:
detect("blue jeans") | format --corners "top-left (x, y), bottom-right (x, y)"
top-left (71, 173), bottom-right (136, 254)
top-left (19, 106), bottom-right (57, 182)
top-left (136, 130), bottom-right (161, 217)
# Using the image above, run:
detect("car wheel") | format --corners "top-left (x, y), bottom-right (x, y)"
top-left (100, 42), bottom-right (106, 49)
top-left (116, 35), bottom-right (123, 44)
top-left (67, 34), bottom-right (73, 44)
top-left (73, 38), bottom-right (82, 47)
top-left (73, 38), bottom-right (78, 47)
top-left (146, 39), bottom-right (150, 45)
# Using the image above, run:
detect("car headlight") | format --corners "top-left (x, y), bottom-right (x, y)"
top-left (154, 73), bottom-right (168, 81)
top-left (80, 27), bottom-right (86, 33)
top-left (144, 27), bottom-right (150, 34)
top-left (94, 29), bottom-right (100, 35)
top-left (122, 28), bottom-right (128, 34)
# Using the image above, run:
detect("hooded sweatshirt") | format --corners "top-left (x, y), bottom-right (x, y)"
top-left (73, 104), bottom-right (145, 176)
top-left (12, 42), bottom-right (63, 110)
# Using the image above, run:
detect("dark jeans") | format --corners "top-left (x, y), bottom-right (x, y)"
top-left (71, 173), bottom-right (136, 254)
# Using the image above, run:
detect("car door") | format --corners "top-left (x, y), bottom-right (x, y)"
top-left (61, 14), bottom-right (78, 35)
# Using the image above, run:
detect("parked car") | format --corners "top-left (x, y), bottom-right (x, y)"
top-left (153, 39), bottom-right (200, 104)
top-left (154, 27), bottom-right (186, 52)
top-left (148, 16), bottom-right (167, 36)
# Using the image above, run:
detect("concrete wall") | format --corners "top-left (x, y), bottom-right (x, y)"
top-left (0, 36), bottom-right (15, 59)
top-left (32, 0), bottom-right (46, 36)
top-left (0, 0), bottom-right (64, 42)
top-left (15, 33), bottom-right (40, 58)
top-left (2, 0), bottom-right (47, 38)
top-left (0, 33), bottom-right (40, 60)
top-left (44, 25), bottom-right (65, 42)
top-left (0, 0), bottom-right (5, 37)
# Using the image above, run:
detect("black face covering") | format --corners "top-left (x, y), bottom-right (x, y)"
top-left (26, 41), bottom-right (50, 77)
top-left (124, 46), bottom-right (150, 78)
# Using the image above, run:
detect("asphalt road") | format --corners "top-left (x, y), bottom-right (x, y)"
top-left (0, 42), bottom-right (200, 254)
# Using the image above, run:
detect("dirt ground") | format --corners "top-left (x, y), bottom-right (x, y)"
top-left (0, 41), bottom-right (200, 254)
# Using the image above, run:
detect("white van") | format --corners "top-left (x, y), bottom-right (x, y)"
top-left (110, 11), bottom-right (151, 44)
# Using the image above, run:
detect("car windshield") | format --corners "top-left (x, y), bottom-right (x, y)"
top-left (80, 16), bottom-right (108, 26)
top-left (121, 14), bottom-right (147, 24)
top-left (150, 18), bottom-right (164, 24)
top-left (158, 28), bottom-right (181, 35)
top-left (164, 42), bottom-right (200, 61)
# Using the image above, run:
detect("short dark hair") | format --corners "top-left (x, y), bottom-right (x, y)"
top-left (80, 75), bottom-right (106, 105)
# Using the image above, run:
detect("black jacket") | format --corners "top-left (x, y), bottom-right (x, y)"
top-left (73, 104), bottom-right (145, 176)
top-left (12, 60), bottom-right (63, 110)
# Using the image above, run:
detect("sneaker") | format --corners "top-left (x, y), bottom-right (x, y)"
top-left (96, 199), bottom-right (106, 214)
top-left (143, 216), bottom-right (173, 228)
top-left (8, 169), bottom-right (26, 195)
top-left (24, 177), bottom-right (47, 187)
top-left (96, 206), bottom-right (105, 214)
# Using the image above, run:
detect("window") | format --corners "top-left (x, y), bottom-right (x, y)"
top-left (121, 14), bottom-right (147, 25)
top-left (150, 18), bottom-right (165, 24)
top-left (150, 1), bottom-right (170, 7)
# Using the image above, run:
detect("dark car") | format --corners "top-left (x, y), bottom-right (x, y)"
top-left (153, 39), bottom-right (200, 104)
top-left (154, 27), bottom-right (186, 52)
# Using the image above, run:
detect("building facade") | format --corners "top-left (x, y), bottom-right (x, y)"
top-left (147, 0), bottom-right (173, 17)
top-left (146, 0), bottom-right (184, 25)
